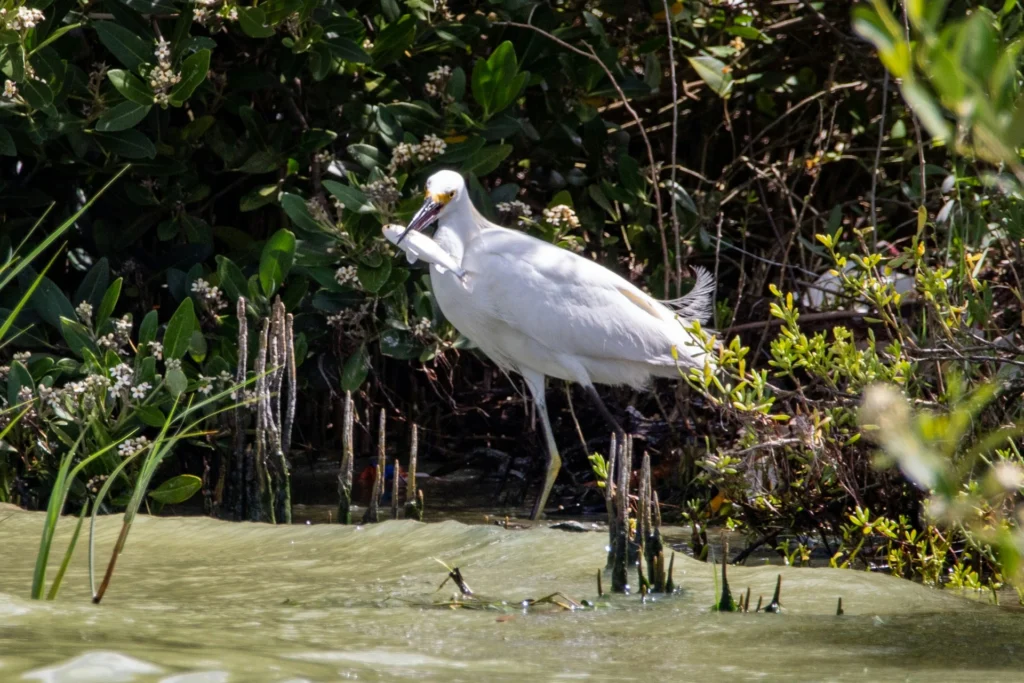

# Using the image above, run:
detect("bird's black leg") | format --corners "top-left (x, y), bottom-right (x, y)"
top-left (585, 385), bottom-right (626, 443)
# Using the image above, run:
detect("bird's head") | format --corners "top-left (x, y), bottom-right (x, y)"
top-left (398, 170), bottom-right (465, 244)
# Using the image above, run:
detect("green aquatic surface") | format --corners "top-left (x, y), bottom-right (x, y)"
top-left (2, 505), bottom-right (1023, 682)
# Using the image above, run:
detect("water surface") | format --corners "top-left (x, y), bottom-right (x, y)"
top-left (1, 505), bottom-right (1021, 681)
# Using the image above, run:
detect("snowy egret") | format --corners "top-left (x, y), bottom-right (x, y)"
top-left (399, 170), bottom-right (715, 519)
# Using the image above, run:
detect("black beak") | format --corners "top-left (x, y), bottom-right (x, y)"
top-left (397, 198), bottom-right (442, 245)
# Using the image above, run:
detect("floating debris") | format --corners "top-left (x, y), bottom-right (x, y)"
top-left (836, 597), bottom-right (844, 616)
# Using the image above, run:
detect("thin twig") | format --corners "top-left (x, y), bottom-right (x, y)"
top-left (661, 0), bottom-right (682, 288)
top-left (497, 20), bottom-right (672, 297)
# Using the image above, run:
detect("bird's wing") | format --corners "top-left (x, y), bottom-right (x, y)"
top-left (465, 229), bottom-right (704, 366)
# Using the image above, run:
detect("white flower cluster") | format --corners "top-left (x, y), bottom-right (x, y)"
top-left (497, 200), bottom-right (533, 225)
top-left (4, 6), bottom-right (45, 31)
top-left (542, 204), bottom-right (580, 229)
top-left (37, 384), bottom-right (59, 411)
top-left (417, 134), bottom-right (446, 162)
top-left (410, 317), bottom-right (432, 339)
top-left (0, 365), bottom-right (8, 380)
top-left (110, 362), bottom-right (134, 393)
top-left (118, 435), bottom-right (151, 457)
top-left (131, 382), bottom-right (152, 400)
top-left (191, 278), bottom-right (228, 312)
top-left (196, 375), bottom-right (214, 395)
top-left (13, 351), bottom-right (31, 363)
top-left (193, 0), bottom-right (218, 25)
top-left (75, 301), bottom-right (93, 325)
top-left (96, 314), bottom-right (133, 353)
top-left (165, 358), bottom-right (182, 371)
top-left (16, 385), bottom-right (36, 419)
top-left (149, 39), bottom-right (181, 106)
top-left (3, 80), bottom-right (16, 99)
top-left (334, 265), bottom-right (358, 287)
top-left (306, 197), bottom-right (331, 225)
top-left (389, 134), bottom-right (447, 171)
top-left (364, 176), bottom-right (400, 210)
top-left (147, 340), bottom-right (163, 360)
top-left (424, 65), bottom-right (452, 100)
top-left (66, 373), bottom-right (111, 411)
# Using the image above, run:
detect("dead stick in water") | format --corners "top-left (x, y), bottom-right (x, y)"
top-left (391, 458), bottom-right (400, 520)
top-left (405, 423), bottom-right (423, 521)
top-left (337, 391), bottom-right (354, 524)
top-left (363, 409), bottom-right (386, 524)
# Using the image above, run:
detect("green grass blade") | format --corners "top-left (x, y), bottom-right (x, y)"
top-left (46, 500), bottom-right (89, 600)
top-left (0, 247), bottom-right (63, 344)
top-left (31, 427), bottom-right (87, 599)
top-left (0, 166), bottom-right (130, 293)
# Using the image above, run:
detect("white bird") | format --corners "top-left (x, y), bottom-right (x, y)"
top-left (398, 169), bottom-right (715, 519)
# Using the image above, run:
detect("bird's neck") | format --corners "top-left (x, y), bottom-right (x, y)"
top-left (434, 195), bottom-right (485, 263)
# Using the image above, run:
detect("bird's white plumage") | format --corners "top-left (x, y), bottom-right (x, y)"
top-left (407, 169), bottom-right (714, 519)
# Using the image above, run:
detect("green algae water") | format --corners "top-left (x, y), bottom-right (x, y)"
top-left (2, 505), bottom-right (1024, 682)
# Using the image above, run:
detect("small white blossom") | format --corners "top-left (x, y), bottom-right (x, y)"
top-left (306, 197), bottom-right (331, 225)
top-left (75, 301), bottom-right (94, 325)
top-left (3, 80), bottom-right (16, 99)
top-left (390, 142), bottom-right (415, 170)
top-left (147, 341), bottom-right (164, 360)
top-left (13, 351), bottom-right (31, 363)
top-left (166, 358), bottom-right (182, 371)
top-left (197, 376), bottom-right (213, 395)
top-left (410, 317), bottom-right (432, 339)
top-left (154, 38), bottom-right (171, 63)
top-left (416, 134), bottom-right (446, 162)
top-left (130, 382), bottom-right (152, 400)
top-left (191, 278), bottom-right (228, 312)
top-left (118, 435), bottom-right (151, 457)
top-left (334, 265), bottom-right (358, 287)
top-left (542, 204), bottom-right (580, 229)
top-left (9, 6), bottom-right (45, 30)
top-left (364, 177), bottom-right (400, 210)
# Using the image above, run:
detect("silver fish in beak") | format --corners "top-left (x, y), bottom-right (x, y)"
top-left (383, 225), bottom-right (467, 281)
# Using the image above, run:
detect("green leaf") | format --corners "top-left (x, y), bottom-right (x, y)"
top-left (463, 143), bottom-right (512, 176)
top-left (94, 129), bottom-right (156, 159)
top-left (687, 55), bottom-right (733, 98)
top-left (30, 275), bottom-right (76, 329)
top-left (96, 101), bottom-right (151, 132)
top-left (323, 180), bottom-right (374, 214)
top-left (95, 277), bottom-right (122, 331)
top-left (107, 69), bottom-right (154, 105)
top-left (20, 79), bottom-right (53, 109)
top-left (323, 35), bottom-right (370, 63)
top-left (59, 317), bottom-right (96, 358)
top-left (7, 360), bottom-right (33, 409)
top-left (73, 257), bottom-right (110, 311)
top-left (94, 21), bottom-right (153, 71)
top-left (167, 367), bottom-right (188, 396)
top-left (372, 15), bottom-right (415, 66)
top-left (280, 193), bottom-right (326, 233)
top-left (135, 405), bottom-right (167, 427)
top-left (189, 329), bottom-right (207, 361)
top-left (163, 297), bottom-right (196, 360)
top-left (216, 255), bottom-right (248, 302)
top-left (0, 125), bottom-right (15, 156)
top-left (340, 343), bottom-right (370, 391)
top-left (139, 309), bottom-right (158, 346)
top-left (470, 40), bottom-right (526, 120)
top-left (238, 7), bottom-right (276, 38)
top-left (901, 79), bottom-right (951, 141)
top-left (169, 49), bottom-right (211, 106)
top-left (149, 474), bottom-right (203, 504)
top-left (357, 259), bottom-right (392, 293)
top-left (259, 229), bottom-right (296, 296)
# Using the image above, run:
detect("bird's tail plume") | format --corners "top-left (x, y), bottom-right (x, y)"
top-left (662, 266), bottom-right (715, 324)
